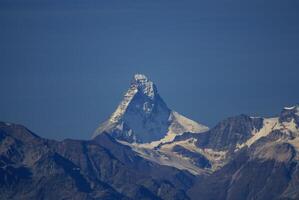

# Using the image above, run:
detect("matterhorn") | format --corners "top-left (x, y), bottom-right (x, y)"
top-left (93, 74), bottom-right (208, 144)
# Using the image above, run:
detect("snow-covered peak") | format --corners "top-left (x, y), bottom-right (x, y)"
top-left (134, 73), bottom-right (148, 81)
top-left (284, 106), bottom-right (296, 110)
top-left (93, 73), bottom-right (208, 144)
top-left (280, 105), bottom-right (299, 125)
top-left (104, 74), bottom-right (158, 124)
top-left (131, 74), bottom-right (157, 99)
top-left (283, 105), bottom-right (299, 115)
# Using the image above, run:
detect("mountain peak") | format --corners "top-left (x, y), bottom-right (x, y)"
top-left (131, 74), bottom-right (157, 99)
top-left (133, 73), bottom-right (148, 81)
top-left (93, 74), bottom-right (208, 143)
top-left (283, 105), bottom-right (299, 113)
top-left (280, 104), bottom-right (299, 124)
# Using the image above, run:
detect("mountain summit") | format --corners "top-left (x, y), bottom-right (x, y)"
top-left (93, 74), bottom-right (208, 144)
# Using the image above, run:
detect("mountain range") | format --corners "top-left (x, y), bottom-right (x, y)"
top-left (1, 74), bottom-right (299, 200)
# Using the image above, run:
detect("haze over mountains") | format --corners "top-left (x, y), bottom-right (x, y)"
top-left (1, 74), bottom-right (299, 200)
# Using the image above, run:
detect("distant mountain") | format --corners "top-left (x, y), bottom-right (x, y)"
top-left (138, 105), bottom-right (299, 176)
top-left (93, 74), bottom-right (208, 144)
top-left (188, 105), bottom-right (299, 199)
top-left (1, 73), bottom-right (299, 200)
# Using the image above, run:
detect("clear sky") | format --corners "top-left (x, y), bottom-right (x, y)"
top-left (0, 0), bottom-right (299, 140)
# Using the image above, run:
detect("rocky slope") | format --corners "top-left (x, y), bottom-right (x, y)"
top-left (0, 122), bottom-right (193, 200)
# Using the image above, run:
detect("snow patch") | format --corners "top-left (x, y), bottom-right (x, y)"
top-left (126, 137), bottom-right (227, 174)
top-left (283, 105), bottom-right (299, 116)
top-left (118, 139), bottom-right (208, 175)
top-left (169, 111), bottom-right (209, 135)
top-left (159, 139), bottom-right (227, 171)
top-left (284, 106), bottom-right (296, 110)
top-left (134, 74), bottom-right (148, 81)
top-left (137, 111), bottom-right (209, 147)
top-left (236, 117), bottom-right (299, 150)
top-left (238, 117), bottom-right (279, 148)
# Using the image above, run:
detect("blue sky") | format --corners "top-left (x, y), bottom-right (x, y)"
top-left (0, 0), bottom-right (299, 140)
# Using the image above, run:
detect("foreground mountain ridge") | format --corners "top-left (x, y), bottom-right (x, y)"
top-left (0, 122), bottom-right (193, 200)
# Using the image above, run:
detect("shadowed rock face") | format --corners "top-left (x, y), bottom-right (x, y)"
top-left (0, 123), bottom-right (126, 200)
top-left (172, 145), bottom-right (211, 169)
top-left (0, 123), bottom-right (193, 200)
top-left (188, 129), bottom-right (299, 200)
top-left (189, 156), bottom-right (297, 200)
top-left (195, 114), bottom-right (263, 151)
top-left (279, 105), bottom-right (299, 126)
